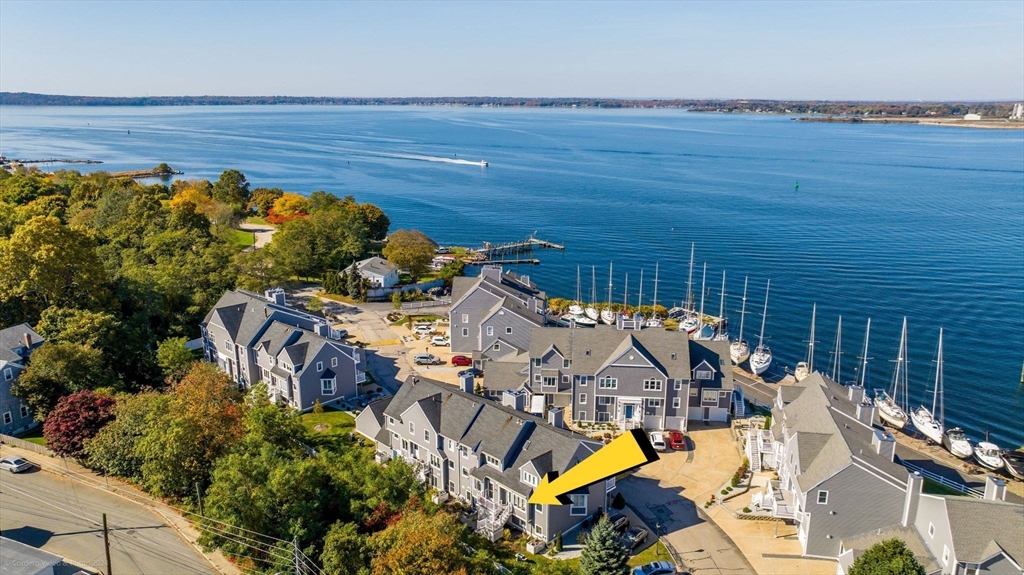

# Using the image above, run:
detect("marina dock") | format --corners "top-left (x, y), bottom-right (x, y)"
top-left (464, 258), bottom-right (541, 266)
top-left (473, 233), bottom-right (564, 258)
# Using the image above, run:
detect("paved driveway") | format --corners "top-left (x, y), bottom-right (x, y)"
top-left (1, 465), bottom-right (213, 574)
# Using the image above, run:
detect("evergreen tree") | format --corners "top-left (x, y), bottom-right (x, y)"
top-left (579, 516), bottom-right (629, 575)
top-left (338, 270), bottom-right (350, 296)
top-left (347, 262), bottom-right (360, 298)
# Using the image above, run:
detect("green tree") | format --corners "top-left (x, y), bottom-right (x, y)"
top-left (356, 203), bottom-right (390, 241)
top-left (0, 216), bottom-right (109, 318)
top-left (247, 187), bottom-right (283, 217)
top-left (368, 509), bottom-right (470, 575)
top-left (306, 295), bottom-right (324, 313)
top-left (579, 516), bottom-right (629, 575)
top-left (848, 538), bottom-right (926, 575)
top-left (43, 390), bottom-right (116, 459)
top-left (392, 291), bottom-right (402, 310)
top-left (13, 342), bottom-right (111, 420)
top-left (36, 307), bottom-right (121, 349)
top-left (381, 229), bottom-right (436, 281)
top-left (321, 521), bottom-right (369, 575)
top-left (85, 392), bottom-right (169, 480)
top-left (157, 336), bottom-right (197, 383)
top-left (211, 169), bottom-right (250, 206)
top-left (437, 260), bottom-right (465, 285)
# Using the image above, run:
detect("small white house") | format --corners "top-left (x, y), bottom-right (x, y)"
top-left (345, 257), bottom-right (400, 288)
top-left (964, 113), bottom-right (982, 121)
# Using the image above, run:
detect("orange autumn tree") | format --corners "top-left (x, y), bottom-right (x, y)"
top-left (368, 509), bottom-right (471, 575)
top-left (266, 192), bottom-right (310, 224)
top-left (169, 180), bottom-right (217, 214)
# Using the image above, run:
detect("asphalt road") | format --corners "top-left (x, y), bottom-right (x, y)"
top-left (0, 466), bottom-right (214, 575)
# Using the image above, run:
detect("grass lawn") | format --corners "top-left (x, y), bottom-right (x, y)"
top-left (503, 537), bottom-right (670, 571)
top-left (19, 427), bottom-right (46, 447)
top-left (246, 216), bottom-right (270, 225)
top-left (300, 406), bottom-right (357, 452)
top-left (225, 228), bottom-right (256, 248)
top-left (320, 292), bottom-right (359, 305)
top-left (923, 478), bottom-right (966, 496)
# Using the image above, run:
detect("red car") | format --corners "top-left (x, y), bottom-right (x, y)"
top-left (667, 430), bottom-right (686, 450)
top-left (451, 355), bottom-right (473, 367)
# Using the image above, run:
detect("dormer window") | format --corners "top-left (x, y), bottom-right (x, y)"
top-left (484, 453), bottom-right (501, 469)
top-left (696, 370), bottom-right (713, 380)
top-left (521, 471), bottom-right (539, 486)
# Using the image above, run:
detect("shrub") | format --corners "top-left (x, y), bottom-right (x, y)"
top-left (731, 472), bottom-right (741, 487)
top-left (611, 492), bottom-right (626, 510)
top-left (721, 489), bottom-right (728, 496)
top-left (743, 507), bottom-right (752, 513)
top-left (554, 531), bottom-right (563, 552)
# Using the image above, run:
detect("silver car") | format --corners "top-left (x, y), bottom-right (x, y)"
top-left (0, 455), bottom-right (33, 473)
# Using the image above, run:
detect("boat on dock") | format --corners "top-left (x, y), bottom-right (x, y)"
top-left (1002, 450), bottom-right (1024, 480)
top-left (875, 317), bottom-right (910, 430)
top-left (975, 436), bottom-right (1005, 471)
top-left (795, 303), bottom-right (817, 381)
top-left (910, 328), bottom-right (945, 445)
top-left (714, 271), bottom-right (729, 341)
top-left (585, 266), bottom-right (600, 321)
top-left (730, 277), bottom-right (750, 365)
top-left (680, 244), bottom-right (701, 334)
top-left (748, 279), bottom-right (773, 376)
top-left (943, 427), bottom-right (974, 459)
top-left (645, 263), bottom-right (663, 328)
top-left (600, 263), bottom-right (616, 325)
top-left (692, 264), bottom-right (712, 340)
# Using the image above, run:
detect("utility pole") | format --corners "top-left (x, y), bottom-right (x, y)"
top-left (103, 513), bottom-right (113, 575)
top-left (195, 482), bottom-right (204, 516)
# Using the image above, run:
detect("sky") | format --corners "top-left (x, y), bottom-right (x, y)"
top-left (1, 1), bottom-right (1022, 100)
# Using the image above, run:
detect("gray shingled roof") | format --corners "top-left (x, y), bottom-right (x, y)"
top-left (0, 323), bottom-right (42, 357)
top-left (451, 270), bottom-right (546, 313)
top-left (484, 296), bottom-right (545, 327)
top-left (942, 496), bottom-right (1024, 566)
top-left (482, 360), bottom-right (530, 392)
top-left (350, 256), bottom-right (398, 277)
top-left (529, 325), bottom-right (696, 379)
top-left (204, 290), bottom-right (276, 346)
top-left (842, 524), bottom-right (940, 574)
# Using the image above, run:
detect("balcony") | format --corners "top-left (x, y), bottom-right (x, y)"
top-left (475, 496), bottom-right (513, 542)
top-left (750, 480), bottom-right (796, 519)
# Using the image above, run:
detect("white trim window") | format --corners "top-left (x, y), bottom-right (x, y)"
top-left (424, 430), bottom-right (430, 442)
top-left (579, 393), bottom-right (587, 405)
top-left (321, 378), bottom-right (336, 394)
top-left (430, 454), bottom-right (441, 468)
top-left (643, 379), bottom-right (663, 391)
top-left (597, 396), bottom-right (613, 405)
top-left (3, 368), bottom-right (12, 381)
top-left (577, 411), bottom-right (587, 421)
top-left (569, 494), bottom-right (588, 516)
top-left (817, 490), bottom-right (828, 504)
top-left (673, 397), bottom-right (681, 409)
top-left (646, 398), bottom-right (662, 408)
top-left (331, 357), bottom-right (338, 367)
top-left (597, 412), bottom-right (611, 422)
top-left (674, 380), bottom-right (682, 390)
top-left (941, 545), bottom-right (949, 566)
top-left (462, 328), bottom-right (468, 336)
top-left (563, 359), bottom-right (571, 369)
top-left (702, 389), bottom-right (719, 403)
top-left (484, 453), bottom-right (501, 468)
top-left (690, 388), bottom-right (698, 396)
top-left (511, 493), bottom-right (526, 510)
top-left (487, 326), bottom-right (494, 336)
top-left (561, 375), bottom-right (570, 383)
top-left (598, 377), bottom-right (618, 389)
top-left (461, 314), bottom-right (469, 323)
top-left (409, 421), bottom-right (415, 434)
top-left (534, 358), bottom-right (542, 367)
top-left (928, 523), bottom-right (934, 538)
top-left (316, 361), bottom-right (323, 372)
top-left (505, 327), bottom-right (513, 334)
top-left (521, 471), bottom-right (539, 487)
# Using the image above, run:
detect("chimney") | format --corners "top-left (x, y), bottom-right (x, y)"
top-left (872, 429), bottom-right (896, 461)
top-left (460, 372), bottom-right (474, 394)
top-left (847, 385), bottom-right (865, 404)
top-left (502, 389), bottom-right (526, 412)
top-left (548, 407), bottom-right (564, 429)
top-left (314, 323), bottom-right (329, 337)
top-left (855, 401), bottom-right (875, 426)
top-left (902, 471), bottom-right (923, 526)
top-left (22, 332), bottom-right (31, 350)
top-left (984, 476), bottom-right (1007, 501)
top-left (265, 288), bottom-right (286, 306)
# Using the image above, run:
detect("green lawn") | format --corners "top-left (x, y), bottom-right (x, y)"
top-left (923, 478), bottom-right (966, 496)
top-left (246, 216), bottom-right (270, 225)
top-left (300, 407), bottom-right (357, 452)
top-left (18, 427), bottom-right (46, 447)
top-left (225, 227), bottom-right (256, 248)
top-left (510, 538), bottom-right (669, 570)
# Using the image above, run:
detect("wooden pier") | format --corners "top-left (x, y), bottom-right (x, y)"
top-left (473, 233), bottom-right (564, 258)
top-left (464, 258), bottom-right (541, 266)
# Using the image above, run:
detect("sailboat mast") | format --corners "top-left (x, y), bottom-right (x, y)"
top-left (576, 266), bottom-right (582, 303)
top-left (623, 273), bottom-right (629, 312)
top-left (757, 280), bottom-right (770, 348)
top-left (698, 263), bottom-right (707, 319)
top-left (933, 328), bottom-right (944, 426)
top-left (738, 277), bottom-right (748, 342)
top-left (607, 262), bottom-right (613, 307)
top-left (638, 269), bottom-right (644, 310)
top-left (831, 316), bottom-right (843, 382)
top-left (807, 303), bottom-right (817, 372)
top-left (685, 243), bottom-right (695, 310)
top-left (652, 263), bottom-right (659, 316)
top-left (858, 318), bottom-right (871, 388)
top-left (591, 266), bottom-right (597, 307)
top-left (891, 317), bottom-right (909, 413)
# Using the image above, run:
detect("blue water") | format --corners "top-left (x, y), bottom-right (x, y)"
top-left (2, 105), bottom-right (1022, 447)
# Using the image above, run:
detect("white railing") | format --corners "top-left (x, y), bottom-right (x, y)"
top-left (902, 461), bottom-right (984, 498)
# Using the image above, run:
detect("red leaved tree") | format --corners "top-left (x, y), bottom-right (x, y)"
top-left (43, 390), bottom-right (116, 459)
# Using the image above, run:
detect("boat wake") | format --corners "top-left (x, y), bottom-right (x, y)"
top-left (387, 153), bottom-right (488, 166)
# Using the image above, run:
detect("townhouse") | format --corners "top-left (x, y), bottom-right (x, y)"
top-left (0, 324), bottom-right (43, 435)
top-left (200, 288), bottom-right (364, 411)
top-left (355, 374), bottom-right (613, 543)
top-left (748, 372), bottom-right (1024, 575)
top-left (520, 320), bottom-right (736, 431)
top-left (344, 256), bottom-right (400, 288)
top-left (449, 266), bottom-right (547, 359)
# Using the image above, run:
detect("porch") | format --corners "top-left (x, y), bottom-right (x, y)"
top-left (750, 480), bottom-right (797, 519)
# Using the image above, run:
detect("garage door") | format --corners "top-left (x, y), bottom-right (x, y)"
top-left (664, 416), bottom-right (685, 432)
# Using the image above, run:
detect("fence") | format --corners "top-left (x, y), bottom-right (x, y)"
top-left (0, 432), bottom-right (54, 456)
top-left (366, 279), bottom-right (446, 301)
top-left (902, 461), bottom-right (984, 498)
top-left (401, 298), bottom-right (451, 311)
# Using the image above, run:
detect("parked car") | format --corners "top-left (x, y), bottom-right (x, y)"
top-left (649, 432), bottom-right (667, 452)
top-left (0, 456), bottom-right (33, 473)
top-left (622, 527), bottom-right (648, 552)
top-left (413, 325), bottom-right (434, 336)
top-left (334, 328), bottom-right (349, 338)
top-left (458, 367), bottom-right (484, 378)
top-left (633, 560), bottom-right (676, 575)
top-left (608, 512), bottom-right (630, 533)
top-left (413, 354), bottom-right (442, 365)
top-left (430, 335), bottom-right (450, 346)
top-left (667, 430), bottom-right (686, 450)
top-left (435, 247), bottom-right (450, 254)
top-left (451, 355), bottom-right (473, 367)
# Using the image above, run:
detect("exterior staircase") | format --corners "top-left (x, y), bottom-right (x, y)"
top-left (475, 497), bottom-right (513, 542)
top-left (732, 392), bottom-right (746, 418)
top-left (747, 430), bottom-right (762, 472)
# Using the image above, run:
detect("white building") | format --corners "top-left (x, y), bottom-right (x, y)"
top-left (345, 256), bottom-right (400, 288)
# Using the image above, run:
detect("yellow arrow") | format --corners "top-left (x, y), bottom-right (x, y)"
top-left (529, 428), bottom-right (660, 505)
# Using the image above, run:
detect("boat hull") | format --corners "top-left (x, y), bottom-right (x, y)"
top-left (794, 362), bottom-right (809, 382)
top-left (600, 310), bottom-right (616, 325)
top-left (910, 407), bottom-right (943, 444)
top-left (681, 315), bottom-right (700, 334)
top-left (730, 341), bottom-right (749, 365)
top-left (1002, 451), bottom-right (1024, 480)
top-left (585, 307), bottom-right (600, 321)
top-left (943, 429), bottom-right (974, 459)
top-left (974, 442), bottom-right (1004, 471)
top-left (749, 349), bottom-right (771, 375)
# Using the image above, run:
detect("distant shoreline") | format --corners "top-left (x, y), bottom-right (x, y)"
top-left (797, 116), bottom-right (1024, 130)
top-left (1, 92), bottom-right (1020, 119)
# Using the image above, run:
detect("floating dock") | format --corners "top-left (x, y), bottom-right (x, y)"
top-left (464, 258), bottom-right (540, 266)
top-left (473, 233), bottom-right (564, 259)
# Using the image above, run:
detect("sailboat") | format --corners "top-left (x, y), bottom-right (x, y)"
top-left (944, 427), bottom-right (974, 460)
top-left (975, 432), bottom-right (1004, 471)
top-left (713, 271), bottom-right (729, 341)
top-left (830, 316), bottom-right (844, 382)
top-left (875, 317), bottom-right (910, 430)
top-left (911, 328), bottom-right (945, 445)
top-left (680, 244), bottom-right (701, 334)
top-left (730, 277), bottom-right (750, 365)
top-left (585, 266), bottom-right (600, 321)
top-left (693, 264), bottom-right (714, 340)
top-left (646, 263), bottom-right (663, 327)
top-left (748, 280), bottom-right (773, 376)
top-left (853, 318), bottom-right (870, 388)
top-left (635, 269), bottom-right (646, 324)
top-left (567, 266), bottom-right (596, 326)
top-left (600, 262), bottom-right (616, 325)
top-left (795, 303), bottom-right (817, 381)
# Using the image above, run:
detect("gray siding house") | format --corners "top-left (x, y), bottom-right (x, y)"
top-left (355, 374), bottom-right (614, 544)
top-left (345, 256), bottom-right (400, 288)
top-left (523, 323), bottom-right (735, 431)
top-left (449, 266), bottom-right (547, 358)
top-left (201, 289), bottom-right (364, 411)
top-left (0, 324), bottom-right (43, 435)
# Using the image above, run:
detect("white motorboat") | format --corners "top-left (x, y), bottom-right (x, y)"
top-left (565, 313), bottom-right (597, 327)
top-left (600, 262), bottom-right (616, 325)
top-left (975, 441), bottom-right (1004, 471)
top-left (568, 304), bottom-right (584, 316)
top-left (875, 317), bottom-right (910, 430)
top-left (1002, 450), bottom-right (1024, 480)
top-left (748, 280), bottom-right (773, 376)
top-left (731, 277), bottom-right (750, 365)
top-left (794, 362), bottom-right (810, 382)
top-left (585, 266), bottom-right (600, 321)
top-left (795, 303), bottom-right (817, 381)
top-left (681, 314), bottom-right (701, 334)
top-left (910, 328), bottom-right (945, 445)
top-left (943, 427), bottom-right (974, 459)
top-left (570, 266), bottom-right (585, 317)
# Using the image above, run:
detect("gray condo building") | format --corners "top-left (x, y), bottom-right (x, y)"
top-left (355, 373), bottom-right (615, 543)
top-left (449, 266), bottom-right (547, 361)
top-left (0, 324), bottom-right (43, 435)
top-left (201, 289), bottom-right (365, 411)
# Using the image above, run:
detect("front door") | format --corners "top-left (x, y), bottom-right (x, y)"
top-left (703, 407), bottom-right (710, 421)
top-left (624, 405), bottom-right (634, 420)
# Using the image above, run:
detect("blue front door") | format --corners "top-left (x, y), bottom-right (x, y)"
top-left (624, 405), bottom-right (634, 420)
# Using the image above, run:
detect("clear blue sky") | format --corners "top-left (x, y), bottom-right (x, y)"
top-left (1, 1), bottom-right (1022, 100)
